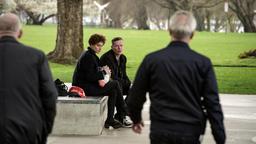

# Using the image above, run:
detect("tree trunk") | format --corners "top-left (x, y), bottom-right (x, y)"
top-left (0, 1), bottom-right (3, 14)
top-left (108, 4), bottom-right (122, 28)
top-left (227, 14), bottom-right (236, 32)
top-left (240, 16), bottom-right (256, 32)
top-left (135, 1), bottom-right (149, 30)
top-left (193, 9), bottom-right (206, 31)
top-left (111, 13), bottom-right (122, 28)
top-left (167, 8), bottom-right (171, 30)
top-left (206, 11), bottom-right (211, 32)
top-left (47, 0), bottom-right (83, 64)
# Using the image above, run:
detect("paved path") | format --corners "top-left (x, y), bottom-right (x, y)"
top-left (48, 94), bottom-right (256, 144)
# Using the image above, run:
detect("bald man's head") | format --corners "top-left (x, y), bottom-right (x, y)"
top-left (0, 13), bottom-right (22, 39)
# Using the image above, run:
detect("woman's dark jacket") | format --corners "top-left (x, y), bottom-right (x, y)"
top-left (72, 47), bottom-right (104, 93)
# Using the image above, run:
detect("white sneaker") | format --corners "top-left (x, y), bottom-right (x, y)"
top-left (122, 116), bottom-right (133, 128)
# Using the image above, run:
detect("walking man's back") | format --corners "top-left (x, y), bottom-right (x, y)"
top-left (0, 13), bottom-right (57, 144)
top-left (127, 10), bottom-right (226, 144)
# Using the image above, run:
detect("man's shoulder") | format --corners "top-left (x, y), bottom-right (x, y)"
top-left (190, 49), bottom-right (211, 62)
top-left (0, 36), bottom-right (44, 56)
top-left (80, 50), bottom-right (94, 61)
top-left (18, 43), bottom-right (45, 57)
top-left (101, 49), bottom-right (112, 57)
top-left (100, 49), bottom-right (114, 61)
top-left (145, 48), bottom-right (165, 59)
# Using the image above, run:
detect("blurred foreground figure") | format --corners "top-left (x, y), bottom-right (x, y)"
top-left (0, 13), bottom-right (57, 144)
top-left (127, 10), bottom-right (226, 144)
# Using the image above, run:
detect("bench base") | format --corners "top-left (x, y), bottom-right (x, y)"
top-left (51, 96), bottom-right (108, 135)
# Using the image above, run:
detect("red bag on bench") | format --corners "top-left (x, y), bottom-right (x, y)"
top-left (68, 86), bottom-right (86, 98)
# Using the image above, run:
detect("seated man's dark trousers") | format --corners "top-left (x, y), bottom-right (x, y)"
top-left (82, 80), bottom-right (127, 124)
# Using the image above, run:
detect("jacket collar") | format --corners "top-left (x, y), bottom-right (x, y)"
top-left (110, 49), bottom-right (117, 58)
top-left (0, 36), bottom-right (19, 43)
top-left (87, 47), bottom-right (97, 56)
top-left (168, 41), bottom-right (190, 49)
top-left (109, 49), bottom-right (124, 62)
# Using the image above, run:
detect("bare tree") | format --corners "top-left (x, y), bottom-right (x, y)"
top-left (47, 0), bottom-right (84, 64)
top-left (133, 0), bottom-right (149, 29)
top-left (229, 0), bottom-right (256, 32)
top-left (152, 0), bottom-right (223, 31)
top-left (23, 11), bottom-right (55, 25)
top-left (1, 0), bottom-right (16, 13)
top-left (148, 2), bottom-right (170, 30)
top-left (208, 4), bottom-right (226, 32)
top-left (0, 0), bottom-right (5, 14)
top-left (101, 0), bottom-right (150, 29)
top-left (0, 5), bottom-right (2, 14)
top-left (102, 0), bottom-right (124, 28)
top-left (14, 0), bottom-right (56, 25)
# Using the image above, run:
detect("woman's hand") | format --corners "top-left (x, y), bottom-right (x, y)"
top-left (98, 80), bottom-right (106, 87)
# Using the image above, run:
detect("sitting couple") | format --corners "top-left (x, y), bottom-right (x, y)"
top-left (72, 34), bottom-right (132, 129)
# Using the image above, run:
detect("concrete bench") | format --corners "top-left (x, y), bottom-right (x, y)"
top-left (51, 96), bottom-right (108, 135)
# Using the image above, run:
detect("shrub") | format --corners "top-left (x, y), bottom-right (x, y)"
top-left (239, 49), bottom-right (256, 59)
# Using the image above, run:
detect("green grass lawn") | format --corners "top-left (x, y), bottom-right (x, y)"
top-left (20, 25), bottom-right (256, 94)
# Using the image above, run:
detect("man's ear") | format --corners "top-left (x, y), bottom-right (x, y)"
top-left (190, 31), bottom-right (195, 40)
top-left (18, 29), bottom-right (23, 39)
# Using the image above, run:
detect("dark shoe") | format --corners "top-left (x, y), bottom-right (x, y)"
top-left (114, 114), bottom-right (122, 122)
top-left (104, 120), bottom-right (122, 129)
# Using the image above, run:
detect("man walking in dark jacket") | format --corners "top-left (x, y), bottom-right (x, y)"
top-left (0, 13), bottom-right (57, 144)
top-left (127, 10), bottom-right (226, 144)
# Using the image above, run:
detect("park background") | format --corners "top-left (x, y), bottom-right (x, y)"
top-left (1, 0), bottom-right (256, 94)
top-left (21, 25), bottom-right (256, 94)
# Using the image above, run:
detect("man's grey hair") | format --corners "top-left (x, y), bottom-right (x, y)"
top-left (169, 10), bottom-right (197, 40)
top-left (0, 13), bottom-right (21, 33)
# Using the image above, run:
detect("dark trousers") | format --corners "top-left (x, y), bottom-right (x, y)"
top-left (120, 81), bottom-right (130, 96)
top-left (118, 80), bottom-right (131, 103)
top-left (83, 80), bottom-right (127, 123)
top-left (150, 132), bottom-right (200, 144)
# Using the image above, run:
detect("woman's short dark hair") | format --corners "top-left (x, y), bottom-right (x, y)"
top-left (88, 34), bottom-right (106, 45)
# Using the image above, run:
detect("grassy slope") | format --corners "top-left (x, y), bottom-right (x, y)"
top-left (20, 25), bottom-right (256, 94)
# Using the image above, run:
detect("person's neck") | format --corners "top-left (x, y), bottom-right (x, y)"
top-left (0, 33), bottom-right (18, 40)
top-left (89, 46), bottom-right (97, 54)
top-left (115, 54), bottom-right (120, 60)
top-left (172, 37), bottom-right (190, 44)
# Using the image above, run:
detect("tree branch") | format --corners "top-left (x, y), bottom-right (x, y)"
top-left (152, 0), bottom-right (171, 9)
top-left (40, 14), bottom-right (56, 23)
top-left (195, 0), bottom-right (224, 9)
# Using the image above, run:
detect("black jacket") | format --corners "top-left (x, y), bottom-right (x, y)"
top-left (100, 49), bottom-right (131, 87)
top-left (0, 36), bottom-right (57, 144)
top-left (72, 47), bottom-right (104, 93)
top-left (127, 41), bottom-right (226, 144)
